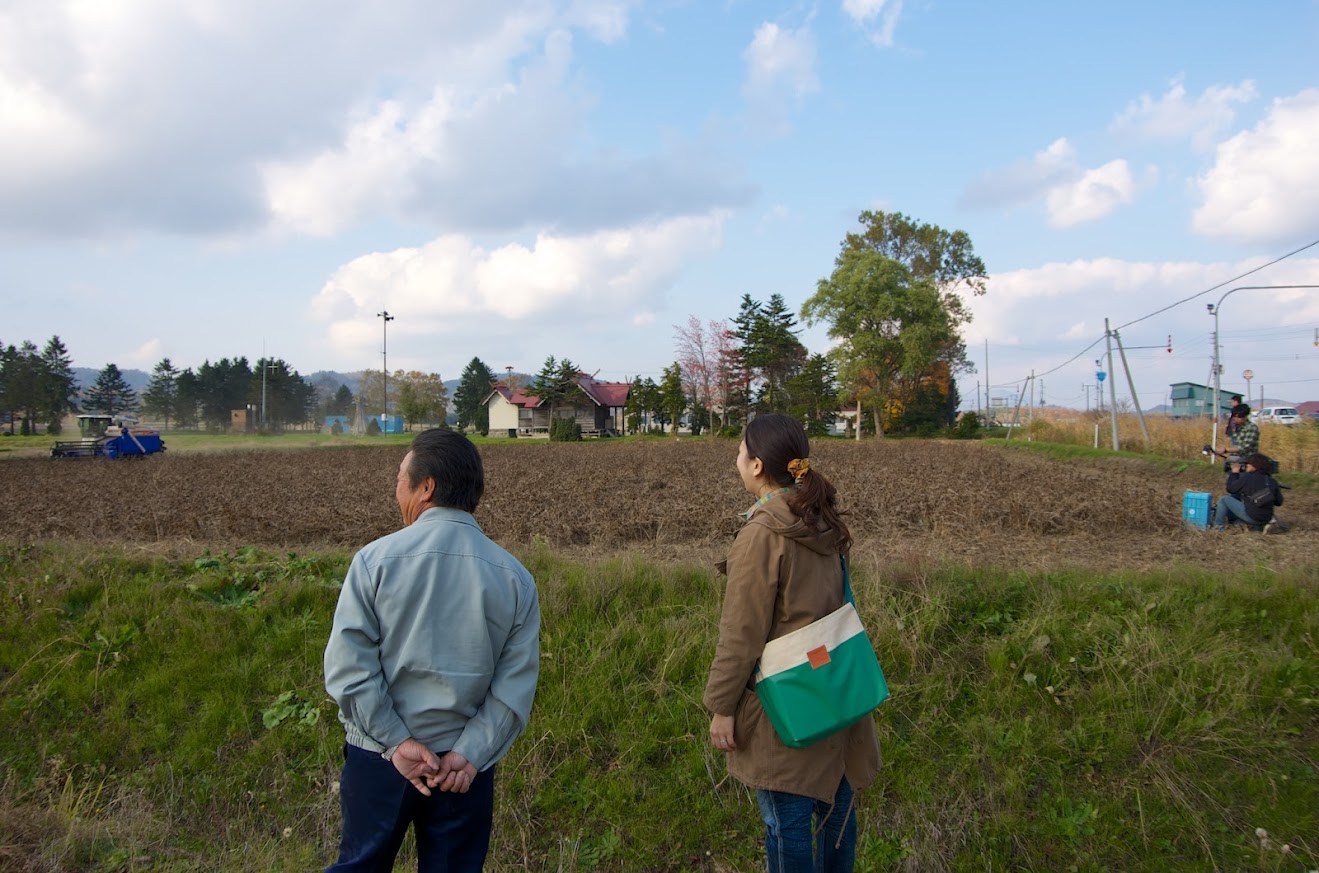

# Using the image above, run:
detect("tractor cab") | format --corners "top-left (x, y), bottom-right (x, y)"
top-left (76, 414), bottom-right (114, 437)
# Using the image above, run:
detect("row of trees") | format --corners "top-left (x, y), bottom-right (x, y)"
top-left (0, 337), bottom-right (78, 434)
top-left (669, 210), bottom-right (985, 436)
top-left (0, 341), bottom-right (451, 434)
top-left (434, 210), bottom-right (984, 440)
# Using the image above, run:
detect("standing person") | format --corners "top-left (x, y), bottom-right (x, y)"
top-left (324, 428), bottom-right (540, 872)
top-left (1225, 395), bottom-right (1244, 447)
top-left (1214, 452), bottom-right (1283, 530)
top-left (704, 414), bottom-right (880, 873)
top-left (1229, 404), bottom-right (1260, 458)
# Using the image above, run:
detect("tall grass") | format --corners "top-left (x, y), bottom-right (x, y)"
top-left (1007, 412), bottom-right (1319, 474)
top-left (0, 544), bottom-right (1315, 871)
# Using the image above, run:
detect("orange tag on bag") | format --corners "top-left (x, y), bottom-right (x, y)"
top-left (807, 645), bottom-right (831, 669)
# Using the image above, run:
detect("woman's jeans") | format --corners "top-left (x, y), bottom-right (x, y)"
top-left (756, 777), bottom-right (856, 873)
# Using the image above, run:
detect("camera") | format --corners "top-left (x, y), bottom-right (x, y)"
top-left (1201, 445), bottom-right (1280, 474)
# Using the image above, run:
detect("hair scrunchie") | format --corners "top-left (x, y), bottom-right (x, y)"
top-left (787, 458), bottom-right (811, 483)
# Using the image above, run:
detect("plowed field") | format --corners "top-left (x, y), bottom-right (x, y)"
top-left (4, 439), bottom-right (1315, 570)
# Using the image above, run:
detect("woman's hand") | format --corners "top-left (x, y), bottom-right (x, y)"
top-left (709, 714), bottom-right (737, 753)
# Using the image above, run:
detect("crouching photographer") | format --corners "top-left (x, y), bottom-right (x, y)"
top-left (1213, 452), bottom-right (1283, 531)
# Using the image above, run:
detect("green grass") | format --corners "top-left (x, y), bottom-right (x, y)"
top-left (0, 544), bottom-right (1315, 871)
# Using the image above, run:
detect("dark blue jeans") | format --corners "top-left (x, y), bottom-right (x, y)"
top-left (1214, 495), bottom-right (1257, 529)
top-left (328, 743), bottom-right (494, 872)
top-left (755, 777), bottom-right (856, 873)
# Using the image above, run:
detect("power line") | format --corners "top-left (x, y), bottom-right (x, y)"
top-left (1115, 237), bottom-right (1319, 330)
top-left (991, 237), bottom-right (1319, 387)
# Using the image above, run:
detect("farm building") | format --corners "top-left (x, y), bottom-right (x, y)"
top-left (1169, 382), bottom-right (1239, 419)
top-left (486, 373), bottom-right (629, 437)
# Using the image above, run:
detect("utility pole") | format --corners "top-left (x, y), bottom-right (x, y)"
top-left (377, 310), bottom-right (395, 427)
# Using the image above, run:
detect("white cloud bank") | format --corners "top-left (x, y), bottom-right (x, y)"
top-left (1193, 88), bottom-right (1319, 246)
top-left (1110, 78), bottom-right (1258, 150)
top-left (961, 139), bottom-right (1144, 227)
top-left (311, 213), bottom-right (728, 360)
top-left (0, 0), bottom-right (747, 240)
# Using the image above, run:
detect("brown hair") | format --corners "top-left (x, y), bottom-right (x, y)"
top-left (743, 413), bottom-right (852, 555)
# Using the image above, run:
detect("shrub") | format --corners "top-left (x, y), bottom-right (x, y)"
top-left (365, 419), bottom-right (381, 436)
top-left (550, 418), bottom-right (582, 442)
top-left (954, 411), bottom-right (981, 439)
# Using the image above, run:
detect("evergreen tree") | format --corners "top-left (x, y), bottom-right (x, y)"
top-left (786, 354), bottom-right (839, 436)
top-left (624, 376), bottom-right (646, 434)
top-left (454, 357), bottom-right (496, 433)
top-left (38, 336), bottom-right (79, 433)
top-left (529, 356), bottom-right (584, 421)
top-left (659, 363), bottom-right (685, 435)
top-left (331, 384), bottom-right (354, 416)
top-left (731, 294), bottom-right (806, 414)
top-left (174, 369), bottom-right (201, 429)
top-left (251, 358), bottom-right (317, 430)
top-left (11, 341), bottom-right (42, 433)
top-left (142, 358), bottom-right (180, 429)
top-left (195, 358), bottom-right (253, 430)
top-left (83, 363), bottom-right (140, 416)
top-left (0, 343), bottom-right (17, 434)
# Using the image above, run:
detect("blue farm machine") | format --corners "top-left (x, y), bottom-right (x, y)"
top-left (51, 414), bottom-right (166, 459)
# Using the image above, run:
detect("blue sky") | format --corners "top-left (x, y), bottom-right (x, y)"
top-left (3, 1), bottom-right (1318, 412)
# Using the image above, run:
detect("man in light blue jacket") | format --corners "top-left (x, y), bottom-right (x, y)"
top-left (324, 428), bottom-right (540, 872)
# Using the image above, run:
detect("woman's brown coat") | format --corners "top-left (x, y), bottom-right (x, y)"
top-left (703, 497), bottom-right (881, 803)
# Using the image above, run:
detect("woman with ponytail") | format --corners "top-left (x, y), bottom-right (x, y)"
top-left (703, 414), bottom-right (880, 872)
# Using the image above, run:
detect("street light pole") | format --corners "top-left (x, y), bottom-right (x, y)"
top-left (377, 310), bottom-right (395, 428)
top-left (1208, 284), bottom-right (1319, 453)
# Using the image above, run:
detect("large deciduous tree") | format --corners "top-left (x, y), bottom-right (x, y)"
top-left (805, 211), bottom-right (986, 436)
top-left (673, 316), bottom-right (716, 430)
top-left (396, 370), bottom-right (448, 430)
top-left (454, 357), bottom-right (496, 434)
top-left (842, 209), bottom-right (987, 327)
top-left (803, 249), bottom-right (961, 437)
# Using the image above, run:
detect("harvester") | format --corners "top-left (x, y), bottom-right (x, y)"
top-left (51, 414), bottom-right (167, 459)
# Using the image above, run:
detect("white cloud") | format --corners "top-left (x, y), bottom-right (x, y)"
top-left (962, 141), bottom-right (1144, 227)
top-left (960, 138), bottom-right (1079, 209)
top-left (1046, 160), bottom-right (1136, 228)
top-left (311, 212), bottom-right (728, 361)
top-left (1111, 78), bottom-right (1258, 150)
top-left (966, 256), bottom-right (1319, 353)
top-left (123, 338), bottom-right (164, 369)
top-left (1192, 88), bottom-right (1319, 246)
top-left (741, 21), bottom-right (818, 135)
top-left (841, 0), bottom-right (904, 47)
top-left (0, 1), bottom-right (747, 241)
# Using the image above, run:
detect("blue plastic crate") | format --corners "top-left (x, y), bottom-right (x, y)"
top-left (1183, 491), bottom-right (1212, 529)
